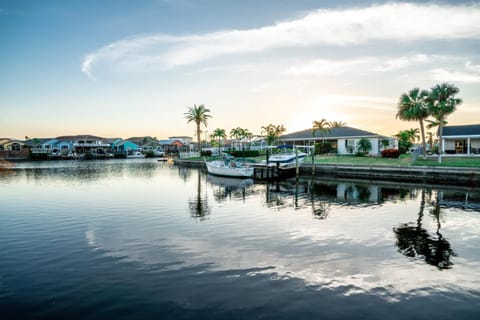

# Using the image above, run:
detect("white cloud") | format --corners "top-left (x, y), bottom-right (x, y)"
top-left (431, 68), bottom-right (480, 84)
top-left (82, 2), bottom-right (480, 78)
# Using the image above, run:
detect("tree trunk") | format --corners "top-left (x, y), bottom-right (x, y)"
top-left (196, 123), bottom-right (201, 153)
top-left (419, 119), bottom-right (427, 160)
top-left (438, 121), bottom-right (443, 163)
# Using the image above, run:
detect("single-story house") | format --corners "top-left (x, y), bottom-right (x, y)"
top-left (0, 139), bottom-right (25, 151)
top-left (279, 126), bottom-right (392, 156)
top-left (158, 139), bottom-right (188, 154)
top-left (442, 124), bottom-right (480, 155)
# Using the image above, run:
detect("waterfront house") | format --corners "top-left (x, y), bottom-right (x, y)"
top-left (111, 139), bottom-right (139, 156)
top-left (442, 124), bottom-right (480, 155)
top-left (279, 126), bottom-right (391, 155)
top-left (0, 139), bottom-right (25, 151)
top-left (158, 139), bottom-right (187, 154)
top-left (57, 135), bottom-right (111, 156)
top-left (26, 138), bottom-right (58, 154)
top-left (53, 140), bottom-right (74, 155)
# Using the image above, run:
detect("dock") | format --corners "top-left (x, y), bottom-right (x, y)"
top-left (251, 162), bottom-right (297, 180)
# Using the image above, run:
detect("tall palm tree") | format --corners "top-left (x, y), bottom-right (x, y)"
top-left (211, 128), bottom-right (227, 155)
top-left (329, 121), bottom-right (346, 128)
top-left (427, 83), bottom-right (462, 163)
top-left (396, 88), bottom-right (430, 159)
top-left (312, 119), bottom-right (331, 142)
top-left (184, 104), bottom-right (212, 151)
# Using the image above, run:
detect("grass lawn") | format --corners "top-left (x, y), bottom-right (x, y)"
top-left (413, 156), bottom-right (480, 168)
top-left (312, 154), bottom-right (412, 166)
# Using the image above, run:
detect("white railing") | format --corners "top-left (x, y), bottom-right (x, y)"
top-left (179, 151), bottom-right (200, 159)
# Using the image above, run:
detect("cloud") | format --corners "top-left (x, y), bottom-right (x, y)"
top-left (431, 68), bottom-right (480, 84)
top-left (82, 2), bottom-right (480, 78)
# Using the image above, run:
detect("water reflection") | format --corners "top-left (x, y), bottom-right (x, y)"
top-left (394, 190), bottom-right (456, 269)
top-left (188, 170), bottom-right (210, 220)
top-left (207, 175), bottom-right (254, 202)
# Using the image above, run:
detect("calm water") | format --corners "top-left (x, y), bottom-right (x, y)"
top-left (1, 159), bottom-right (479, 319)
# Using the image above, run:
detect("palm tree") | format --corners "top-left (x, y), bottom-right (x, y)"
top-left (427, 83), bottom-right (462, 163)
top-left (356, 138), bottom-right (372, 155)
top-left (230, 127), bottom-right (244, 151)
top-left (396, 88), bottom-right (430, 159)
top-left (261, 124), bottom-right (286, 146)
top-left (329, 121), bottom-right (346, 128)
top-left (211, 128), bottom-right (227, 155)
top-left (184, 104), bottom-right (212, 152)
top-left (407, 128), bottom-right (420, 143)
top-left (312, 119), bottom-right (331, 142)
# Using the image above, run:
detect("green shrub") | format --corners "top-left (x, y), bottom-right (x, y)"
top-left (315, 142), bottom-right (333, 155)
top-left (229, 150), bottom-right (259, 157)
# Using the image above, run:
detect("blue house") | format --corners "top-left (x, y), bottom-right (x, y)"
top-left (111, 139), bottom-right (139, 156)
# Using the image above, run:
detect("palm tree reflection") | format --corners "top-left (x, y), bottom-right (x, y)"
top-left (188, 170), bottom-right (210, 220)
top-left (394, 190), bottom-right (456, 269)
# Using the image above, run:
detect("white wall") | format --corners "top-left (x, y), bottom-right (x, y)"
top-left (337, 138), bottom-right (380, 155)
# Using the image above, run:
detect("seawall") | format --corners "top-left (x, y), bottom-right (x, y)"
top-left (174, 159), bottom-right (480, 187)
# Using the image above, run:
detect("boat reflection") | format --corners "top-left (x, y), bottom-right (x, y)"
top-left (206, 175), bottom-right (254, 202)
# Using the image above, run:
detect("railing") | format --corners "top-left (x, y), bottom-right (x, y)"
top-left (179, 151), bottom-right (200, 159)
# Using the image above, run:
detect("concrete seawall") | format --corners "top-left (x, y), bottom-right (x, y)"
top-left (174, 159), bottom-right (480, 186)
top-left (301, 164), bottom-right (480, 187)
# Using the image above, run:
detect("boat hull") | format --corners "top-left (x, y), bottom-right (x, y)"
top-left (205, 161), bottom-right (254, 178)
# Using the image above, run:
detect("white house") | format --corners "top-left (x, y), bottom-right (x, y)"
top-left (279, 126), bottom-right (392, 155)
top-left (442, 124), bottom-right (480, 155)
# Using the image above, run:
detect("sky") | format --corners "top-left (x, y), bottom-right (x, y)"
top-left (1, 0), bottom-right (480, 140)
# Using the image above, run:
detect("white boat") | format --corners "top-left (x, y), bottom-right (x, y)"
top-left (205, 159), bottom-right (254, 178)
top-left (127, 151), bottom-right (146, 158)
top-left (268, 150), bottom-right (307, 168)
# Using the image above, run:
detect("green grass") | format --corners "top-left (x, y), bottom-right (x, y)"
top-left (311, 154), bottom-right (412, 166)
top-left (413, 156), bottom-right (480, 168)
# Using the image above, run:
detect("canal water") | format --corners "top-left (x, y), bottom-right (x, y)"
top-left (1, 159), bottom-right (479, 319)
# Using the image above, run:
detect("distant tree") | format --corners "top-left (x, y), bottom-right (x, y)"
top-left (329, 121), bottom-right (346, 128)
top-left (396, 88), bottom-right (430, 159)
top-left (184, 104), bottom-right (212, 151)
top-left (211, 128), bottom-right (227, 155)
top-left (261, 124), bottom-right (286, 146)
top-left (427, 83), bottom-right (462, 163)
top-left (312, 119), bottom-right (331, 142)
top-left (356, 138), bottom-right (372, 155)
top-left (395, 130), bottom-right (414, 154)
top-left (380, 138), bottom-right (390, 149)
top-left (407, 128), bottom-right (420, 143)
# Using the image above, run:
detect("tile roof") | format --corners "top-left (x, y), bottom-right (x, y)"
top-left (443, 124), bottom-right (480, 136)
top-left (281, 126), bottom-right (383, 140)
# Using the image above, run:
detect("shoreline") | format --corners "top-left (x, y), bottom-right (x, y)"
top-left (174, 159), bottom-right (480, 187)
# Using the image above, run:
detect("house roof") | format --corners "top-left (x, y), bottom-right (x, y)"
top-left (56, 135), bottom-right (106, 141)
top-left (443, 124), bottom-right (480, 137)
top-left (158, 139), bottom-right (184, 146)
top-left (281, 126), bottom-right (383, 140)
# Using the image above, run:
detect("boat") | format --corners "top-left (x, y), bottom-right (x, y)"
top-left (127, 151), bottom-right (146, 158)
top-left (205, 158), bottom-right (254, 178)
top-left (268, 149), bottom-right (307, 168)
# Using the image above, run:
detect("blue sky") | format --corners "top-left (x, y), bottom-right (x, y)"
top-left (1, 0), bottom-right (479, 139)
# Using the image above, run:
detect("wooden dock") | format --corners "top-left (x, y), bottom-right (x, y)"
top-left (251, 163), bottom-right (297, 180)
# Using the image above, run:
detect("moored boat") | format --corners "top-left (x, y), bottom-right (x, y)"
top-left (205, 159), bottom-right (254, 178)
